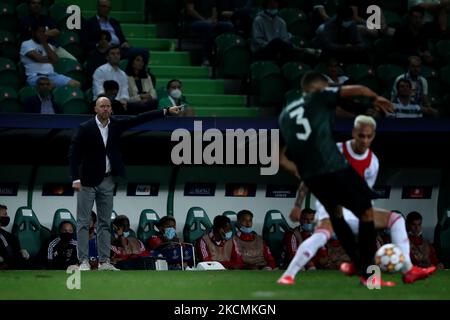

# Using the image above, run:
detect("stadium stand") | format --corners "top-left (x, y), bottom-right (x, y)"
top-left (137, 209), bottom-right (160, 244)
top-left (183, 207), bottom-right (213, 244)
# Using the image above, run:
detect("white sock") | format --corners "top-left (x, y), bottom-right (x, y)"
top-left (282, 231), bottom-right (329, 279)
top-left (389, 213), bottom-right (413, 272)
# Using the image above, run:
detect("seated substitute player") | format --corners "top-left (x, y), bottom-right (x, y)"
top-left (195, 215), bottom-right (244, 270)
top-left (278, 114), bottom-right (436, 285)
top-left (278, 72), bottom-right (398, 286)
top-left (234, 210), bottom-right (276, 270)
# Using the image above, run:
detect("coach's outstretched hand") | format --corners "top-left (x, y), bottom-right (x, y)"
top-left (373, 96), bottom-right (394, 115)
top-left (168, 106), bottom-right (183, 116)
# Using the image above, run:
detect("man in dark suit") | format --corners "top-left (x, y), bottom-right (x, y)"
top-left (69, 96), bottom-right (181, 271)
top-left (82, 0), bottom-right (149, 62)
top-left (23, 76), bottom-right (60, 114)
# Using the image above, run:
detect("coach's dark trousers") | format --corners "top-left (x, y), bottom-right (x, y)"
top-left (77, 176), bottom-right (114, 263)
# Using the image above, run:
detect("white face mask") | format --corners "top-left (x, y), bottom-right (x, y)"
top-left (170, 89), bottom-right (182, 100)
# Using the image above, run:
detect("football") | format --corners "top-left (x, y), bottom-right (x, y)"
top-left (375, 244), bottom-right (405, 273)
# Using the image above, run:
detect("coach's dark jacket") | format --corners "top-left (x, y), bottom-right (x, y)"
top-left (68, 110), bottom-right (165, 187)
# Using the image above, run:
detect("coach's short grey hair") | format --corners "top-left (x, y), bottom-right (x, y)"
top-left (354, 115), bottom-right (376, 130)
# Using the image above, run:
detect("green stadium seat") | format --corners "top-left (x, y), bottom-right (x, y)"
top-left (183, 207), bottom-right (213, 244)
top-left (0, 3), bottom-right (17, 33)
top-left (215, 33), bottom-right (251, 78)
top-left (54, 58), bottom-right (85, 84)
top-left (0, 86), bottom-right (21, 113)
top-left (18, 86), bottom-right (37, 105)
top-left (285, 89), bottom-right (302, 105)
top-left (377, 64), bottom-right (406, 87)
top-left (53, 85), bottom-right (89, 114)
top-left (0, 57), bottom-right (21, 90)
top-left (51, 208), bottom-right (77, 236)
top-left (57, 31), bottom-right (83, 60)
top-left (48, 3), bottom-right (70, 29)
top-left (282, 62), bottom-right (311, 89)
top-left (383, 10), bottom-right (402, 28)
top-left (40, 225), bottom-right (52, 246)
top-left (137, 209), bottom-right (161, 244)
top-left (345, 64), bottom-right (375, 82)
top-left (262, 209), bottom-right (291, 266)
top-left (250, 61), bottom-right (286, 106)
top-left (279, 8), bottom-right (311, 37)
top-left (222, 210), bottom-right (237, 233)
top-left (11, 207), bottom-right (43, 258)
top-left (119, 59), bottom-right (128, 71)
top-left (85, 87), bottom-right (93, 103)
top-left (440, 65), bottom-right (450, 87)
top-left (0, 30), bottom-right (18, 61)
top-left (436, 40), bottom-right (450, 63)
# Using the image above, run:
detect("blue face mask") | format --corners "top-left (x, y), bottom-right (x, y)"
top-left (224, 231), bottom-right (233, 240)
top-left (240, 226), bottom-right (253, 234)
top-left (266, 9), bottom-right (278, 17)
top-left (301, 223), bottom-right (314, 233)
top-left (341, 20), bottom-right (352, 28)
top-left (164, 227), bottom-right (176, 240)
top-left (122, 231), bottom-right (130, 238)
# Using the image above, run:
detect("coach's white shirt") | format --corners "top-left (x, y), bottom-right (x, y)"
top-left (92, 63), bottom-right (130, 102)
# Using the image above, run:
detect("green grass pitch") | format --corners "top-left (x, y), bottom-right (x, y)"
top-left (1, 270), bottom-right (450, 300)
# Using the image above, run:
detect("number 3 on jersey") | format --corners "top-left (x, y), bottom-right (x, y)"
top-left (289, 104), bottom-right (311, 141)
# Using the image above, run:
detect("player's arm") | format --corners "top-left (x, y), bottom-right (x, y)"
top-left (340, 85), bottom-right (394, 114)
top-left (289, 181), bottom-right (309, 222)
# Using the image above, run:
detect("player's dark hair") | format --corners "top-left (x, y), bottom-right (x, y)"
top-left (30, 16), bottom-right (46, 31)
top-left (397, 78), bottom-right (412, 91)
top-left (166, 79), bottom-right (182, 90)
top-left (237, 210), bottom-right (253, 221)
top-left (158, 216), bottom-right (176, 228)
top-left (406, 211), bottom-right (423, 225)
top-left (103, 80), bottom-right (119, 92)
top-left (113, 215), bottom-right (130, 229)
top-left (301, 208), bottom-right (316, 216)
top-left (301, 71), bottom-right (328, 89)
top-left (0, 204), bottom-right (7, 210)
top-left (213, 215), bottom-right (231, 231)
top-left (58, 221), bottom-right (75, 232)
top-left (106, 45), bottom-right (121, 56)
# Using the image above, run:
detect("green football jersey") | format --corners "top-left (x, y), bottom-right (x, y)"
top-left (278, 87), bottom-right (349, 180)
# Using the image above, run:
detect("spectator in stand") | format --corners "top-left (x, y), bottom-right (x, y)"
top-left (251, 0), bottom-right (298, 65)
top-left (20, 0), bottom-right (77, 60)
top-left (93, 46), bottom-right (157, 115)
top-left (46, 221), bottom-right (79, 270)
top-left (0, 205), bottom-right (30, 270)
top-left (390, 79), bottom-right (438, 118)
top-left (83, 0), bottom-right (149, 61)
top-left (322, 57), bottom-right (349, 86)
top-left (185, 0), bottom-right (234, 66)
top-left (392, 56), bottom-right (431, 109)
top-left (159, 79), bottom-right (195, 116)
top-left (110, 215), bottom-right (149, 270)
top-left (392, 6), bottom-right (434, 65)
top-left (125, 53), bottom-right (158, 111)
top-left (408, 0), bottom-right (450, 26)
top-left (346, 0), bottom-right (395, 38)
top-left (147, 216), bottom-right (194, 270)
top-left (234, 210), bottom-right (276, 270)
top-left (406, 211), bottom-right (444, 269)
top-left (312, 4), bottom-right (366, 64)
top-left (20, 21), bottom-right (80, 88)
top-left (216, 0), bottom-right (253, 37)
top-left (23, 76), bottom-right (59, 114)
top-left (99, 81), bottom-right (127, 115)
top-left (85, 30), bottom-right (111, 77)
top-left (195, 215), bottom-right (244, 269)
top-left (283, 208), bottom-right (324, 269)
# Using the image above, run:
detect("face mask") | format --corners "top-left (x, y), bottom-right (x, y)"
top-left (60, 232), bottom-right (74, 242)
top-left (224, 231), bottom-right (233, 240)
top-left (266, 9), bottom-right (278, 17)
top-left (240, 226), bottom-right (253, 234)
top-left (409, 230), bottom-right (422, 237)
top-left (342, 20), bottom-right (352, 28)
top-left (301, 223), bottom-right (314, 233)
top-left (169, 89), bottom-right (182, 100)
top-left (0, 216), bottom-right (10, 227)
top-left (164, 227), bottom-right (176, 240)
top-left (123, 231), bottom-right (130, 238)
